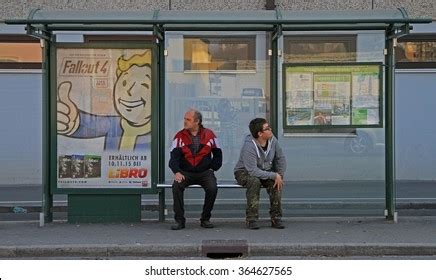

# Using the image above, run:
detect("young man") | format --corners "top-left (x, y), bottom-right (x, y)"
top-left (169, 109), bottom-right (222, 230)
top-left (234, 118), bottom-right (287, 229)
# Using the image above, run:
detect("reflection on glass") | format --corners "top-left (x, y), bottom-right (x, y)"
top-left (184, 36), bottom-right (256, 71)
top-left (284, 35), bottom-right (357, 63)
top-left (0, 43), bottom-right (42, 63)
top-left (396, 41), bottom-right (436, 63)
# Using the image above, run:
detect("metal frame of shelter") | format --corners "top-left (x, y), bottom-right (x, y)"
top-left (6, 8), bottom-right (431, 223)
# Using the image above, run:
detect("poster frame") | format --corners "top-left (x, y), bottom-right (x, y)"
top-left (50, 42), bottom-right (159, 195)
top-left (282, 62), bottom-right (383, 133)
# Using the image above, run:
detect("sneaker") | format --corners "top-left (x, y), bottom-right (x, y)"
top-left (171, 223), bottom-right (185, 230)
top-left (246, 221), bottom-right (260, 230)
top-left (200, 220), bottom-right (214, 228)
top-left (271, 219), bottom-right (285, 229)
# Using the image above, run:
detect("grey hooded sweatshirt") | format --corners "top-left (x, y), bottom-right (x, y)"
top-left (234, 134), bottom-right (286, 180)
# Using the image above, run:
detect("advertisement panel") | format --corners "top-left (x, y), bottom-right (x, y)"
top-left (55, 48), bottom-right (152, 188)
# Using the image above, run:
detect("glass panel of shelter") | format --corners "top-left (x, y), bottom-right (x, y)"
top-left (164, 31), bottom-right (271, 182)
top-left (277, 31), bottom-right (386, 216)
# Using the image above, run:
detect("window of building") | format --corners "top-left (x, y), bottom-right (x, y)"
top-left (284, 35), bottom-right (357, 63)
top-left (183, 36), bottom-right (256, 72)
top-left (396, 34), bottom-right (436, 68)
top-left (0, 35), bottom-right (42, 69)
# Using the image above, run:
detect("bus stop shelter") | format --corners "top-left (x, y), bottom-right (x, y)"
top-left (6, 8), bottom-right (431, 223)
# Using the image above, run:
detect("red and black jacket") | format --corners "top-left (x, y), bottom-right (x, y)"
top-left (169, 127), bottom-right (222, 173)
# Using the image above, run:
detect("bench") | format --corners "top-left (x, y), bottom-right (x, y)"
top-left (156, 182), bottom-right (243, 222)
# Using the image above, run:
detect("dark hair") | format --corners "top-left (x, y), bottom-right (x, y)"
top-left (192, 109), bottom-right (203, 127)
top-left (249, 118), bottom-right (267, 138)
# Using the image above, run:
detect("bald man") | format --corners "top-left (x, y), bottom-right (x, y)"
top-left (169, 109), bottom-right (222, 230)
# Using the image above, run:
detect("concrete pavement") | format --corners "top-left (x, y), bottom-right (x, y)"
top-left (1, 216), bottom-right (436, 259)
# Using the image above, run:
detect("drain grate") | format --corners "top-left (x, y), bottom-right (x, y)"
top-left (201, 240), bottom-right (248, 259)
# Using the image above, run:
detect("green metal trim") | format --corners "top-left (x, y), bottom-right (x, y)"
top-left (153, 10), bottom-right (160, 21)
top-left (44, 24), bottom-right (275, 32)
top-left (275, 7), bottom-right (282, 21)
top-left (50, 42), bottom-right (159, 195)
top-left (67, 194), bottom-right (141, 223)
top-left (385, 27), bottom-right (396, 220)
top-left (378, 63), bottom-right (384, 128)
top-left (281, 62), bottom-right (287, 133)
top-left (6, 18), bottom-right (431, 25)
top-left (387, 24), bottom-right (410, 39)
top-left (47, 25), bottom-right (154, 31)
top-left (6, 8), bottom-right (430, 35)
top-left (272, 24), bottom-right (282, 41)
top-left (157, 29), bottom-right (165, 187)
top-left (26, 24), bottom-right (52, 41)
top-left (5, 8), bottom-right (431, 29)
top-left (270, 27), bottom-right (279, 133)
top-left (281, 62), bottom-right (384, 131)
top-left (42, 34), bottom-right (53, 222)
top-left (397, 7), bottom-right (409, 19)
top-left (156, 27), bottom-right (166, 222)
top-left (163, 25), bottom-right (275, 31)
top-left (53, 42), bottom-right (155, 49)
top-left (153, 25), bottom-right (164, 41)
top-left (27, 8), bottom-right (41, 20)
top-left (51, 188), bottom-right (150, 195)
top-left (24, 10), bottom-right (50, 40)
top-left (158, 189), bottom-right (166, 222)
top-left (49, 35), bottom-right (58, 198)
top-left (282, 24), bottom-right (395, 31)
top-left (150, 40), bottom-right (160, 195)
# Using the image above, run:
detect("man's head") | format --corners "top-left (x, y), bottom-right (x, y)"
top-left (184, 109), bottom-right (202, 132)
top-left (249, 118), bottom-right (272, 140)
top-left (114, 51), bottom-right (152, 127)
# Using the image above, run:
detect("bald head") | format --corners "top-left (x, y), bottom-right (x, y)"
top-left (184, 109), bottom-right (202, 133)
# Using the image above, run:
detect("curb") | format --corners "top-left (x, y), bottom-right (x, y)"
top-left (1, 243), bottom-right (436, 258)
top-left (249, 243), bottom-right (436, 257)
top-left (2, 202), bottom-right (436, 214)
top-left (0, 244), bottom-right (199, 258)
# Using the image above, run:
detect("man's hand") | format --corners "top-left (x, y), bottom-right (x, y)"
top-left (273, 173), bottom-right (284, 191)
top-left (57, 81), bottom-right (80, 135)
top-left (174, 172), bottom-right (185, 183)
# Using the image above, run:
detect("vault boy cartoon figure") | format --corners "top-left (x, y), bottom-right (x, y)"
top-left (57, 50), bottom-right (152, 151)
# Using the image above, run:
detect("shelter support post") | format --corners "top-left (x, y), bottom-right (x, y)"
top-left (270, 24), bottom-right (281, 132)
top-left (155, 24), bottom-right (166, 222)
top-left (41, 34), bottom-right (53, 223)
top-left (385, 26), bottom-right (396, 221)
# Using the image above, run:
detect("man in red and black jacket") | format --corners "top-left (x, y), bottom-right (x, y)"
top-left (169, 109), bottom-right (222, 230)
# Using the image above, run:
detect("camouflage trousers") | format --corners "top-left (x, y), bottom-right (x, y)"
top-left (234, 170), bottom-right (282, 222)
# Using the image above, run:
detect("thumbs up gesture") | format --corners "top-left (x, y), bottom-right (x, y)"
top-left (57, 81), bottom-right (80, 135)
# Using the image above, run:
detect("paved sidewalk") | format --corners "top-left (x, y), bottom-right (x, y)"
top-left (1, 216), bottom-right (436, 259)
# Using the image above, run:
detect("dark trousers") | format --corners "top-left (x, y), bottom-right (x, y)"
top-left (172, 169), bottom-right (217, 224)
top-left (234, 170), bottom-right (282, 222)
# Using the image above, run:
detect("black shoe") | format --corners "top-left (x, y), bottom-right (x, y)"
top-left (246, 221), bottom-right (260, 230)
top-left (271, 219), bottom-right (285, 229)
top-left (200, 220), bottom-right (214, 228)
top-left (171, 223), bottom-right (185, 230)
